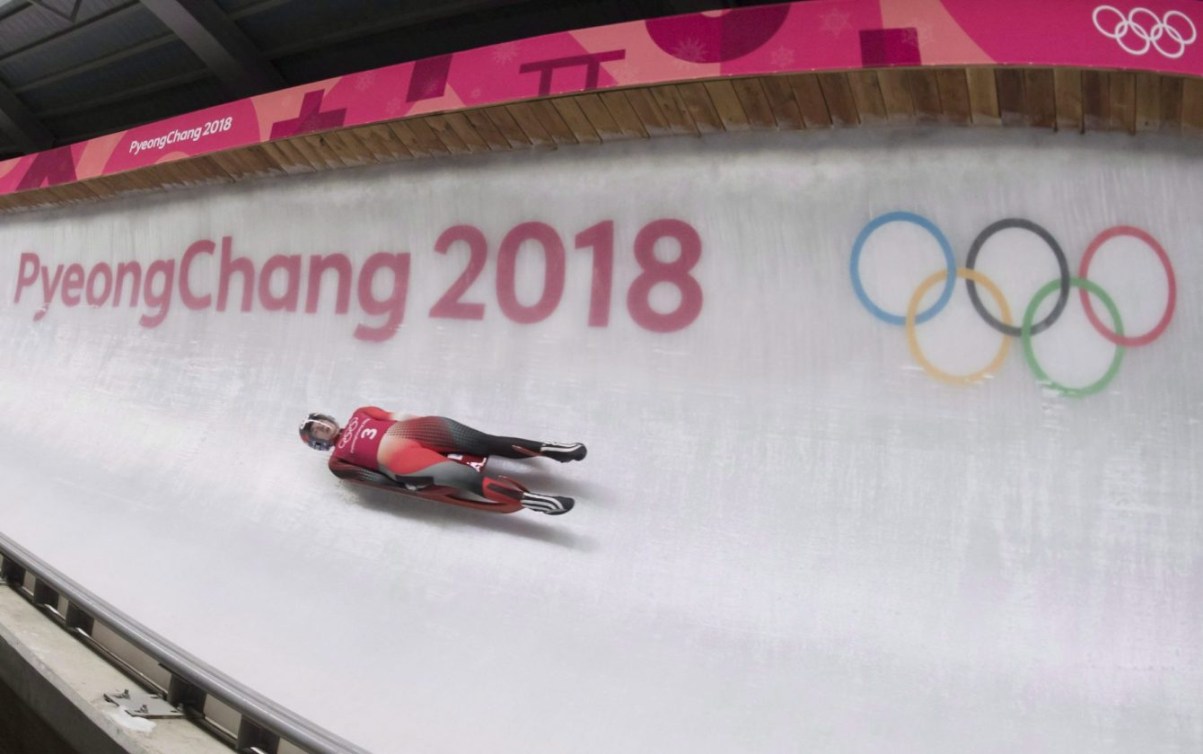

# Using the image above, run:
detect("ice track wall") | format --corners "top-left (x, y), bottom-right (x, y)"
top-left (1, 128), bottom-right (1200, 753)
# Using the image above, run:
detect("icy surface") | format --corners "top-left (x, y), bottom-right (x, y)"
top-left (1, 128), bottom-right (1200, 753)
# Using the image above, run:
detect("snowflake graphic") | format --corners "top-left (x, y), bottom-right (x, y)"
top-left (354, 72), bottom-right (376, 92)
top-left (770, 46), bottom-right (795, 69)
top-left (820, 9), bottom-right (852, 36)
top-left (492, 42), bottom-right (519, 64)
top-left (470, 87), bottom-right (482, 101)
top-left (672, 37), bottom-right (708, 63)
top-left (385, 98), bottom-right (403, 115)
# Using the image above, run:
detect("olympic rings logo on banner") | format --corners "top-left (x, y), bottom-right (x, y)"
top-left (1093, 5), bottom-right (1197, 59)
top-left (850, 212), bottom-right (1177, 397)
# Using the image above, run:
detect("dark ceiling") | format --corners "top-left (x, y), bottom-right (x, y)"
top-left (0, 0), bottom-right (766, 159)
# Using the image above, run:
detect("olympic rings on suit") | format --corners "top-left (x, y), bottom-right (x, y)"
top-left (850, 213), bottom-right (1176, 396)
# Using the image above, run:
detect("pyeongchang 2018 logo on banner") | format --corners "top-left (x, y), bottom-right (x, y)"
top-left (850, 212), bottom-right (1176, 398)
top-left (1093, 5), bottom-right (1197, 59)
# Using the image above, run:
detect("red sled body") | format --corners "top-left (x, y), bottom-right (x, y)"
top-left (332, 453), bottom-right (528, 514)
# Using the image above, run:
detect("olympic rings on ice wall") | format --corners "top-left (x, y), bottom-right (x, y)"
top-left (850, 212), bottom-right (1177, 397)
top-left (1093, 5), bottom-right (1198, 59)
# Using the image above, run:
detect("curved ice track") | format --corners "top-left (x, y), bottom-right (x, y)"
top-left (1, 128), bottom-right (1200, 753)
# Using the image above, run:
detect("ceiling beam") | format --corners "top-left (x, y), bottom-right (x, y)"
top-left (140, 0), bottom-right (284, 98)
top-left (0, 81), bottom-right (54, 153)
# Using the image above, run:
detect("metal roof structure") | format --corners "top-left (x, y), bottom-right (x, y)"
top-left (0, 0), bottom-right (752, 158)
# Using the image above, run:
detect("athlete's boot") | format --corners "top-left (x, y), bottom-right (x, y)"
top-left (520, 491), bottom-right (575, 515)
top-left (537, 441), bottom-right (587, 463)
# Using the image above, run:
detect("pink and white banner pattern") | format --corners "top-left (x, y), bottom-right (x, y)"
top-left (0, 0), bottom-right (1199, 195)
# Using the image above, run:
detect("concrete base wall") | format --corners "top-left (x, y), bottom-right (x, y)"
top-left (0, 588), bottom-right (227, 754)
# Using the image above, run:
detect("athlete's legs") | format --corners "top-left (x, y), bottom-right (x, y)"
top-left (388, 416), bottom-right (586, 462)
top-left (391, 417), bottom-right (538, 457)
top-left (383, 440), bottom-right (492, 495)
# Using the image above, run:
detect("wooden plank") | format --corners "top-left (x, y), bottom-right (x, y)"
top-left (104, 174), bottom-right (140, 196)
top-left (1159, 76), bottom-right (1183, 132)
top-left (847, 70), bottom-right (886, 125)
top-left (421, 114), bottom-right (473, 154)
top-left (529, 100), bottom-right (578, 146)
top-left (248, 142), bottom-right (286, 172)
top-left (758, 75), bottom-right (802, 130)
top-left (787, 73), bottom-right (831, 128)
top-left (935, 69), bottom-right (971, 124)
top-left (291, 134), bottom-right (336, 169)
top-left (79, 178), bottom-right (115, 200)
top-left (965, 67), bottom-right (1000, 125)
top-left (574, 93), bottom-right (627, 140)
top-left (440, 111), bottom-right (491, 153)
top-left (352, 123), bottom-right (414, 161)
top-left (995, 68), bottom-right (1027, 126)
top-left (673, 82), bottom-right (724, 133)
top-left (196, 156), bottom-right (234, 183)
top-left (340, 126), bottom-right (383, 162)
top-left (259, 139), bottom-right (302, 172)
top-left (198, 154), bottom-right (242, 182)
top-left (550, 97), bottom-right (602, 143)
top-left (384, 120), bottom-right (432, 157)
top-left (208, 150), bottom-right (255, 180)
top-left (240, 145), bottom-right (285, 175)
top-left (294, 134), bottom-right (342, 169)
top-left (599, 90), bottom-right (650, 138)
top-left (462, 108), bottom-right (512, 150)
top-left (1053, 69), bottom-right (1083, 133)
top-left (1110, 71), bottom-right (1136, 134)
top-left (817, 73), bottom-right (857, 126)
top-left (505, 102), bottom-right (556, 147)
top-left (75, 182), bottom-right (105, 201)
top-left (394, 119), bottom-right (447, 156)
top-left (48, 182), bottom-right (94, 203)
top-left (482, 105), bottom-right (533, 148)
top-left (876, 70), bottom-right (914, 122)
top-left (33, 186), bottom-right (68, 206)
top-left (647, 85), bottom-right (699, 135)
top-left (309, 133), bottom-right (358, 167)
top-left (35, 185), bottom-right (67, 205)
top-left (404, 118), bottom-right (454, 156)
top-left (1081, 70), bottom-right (1110, 131)
top-left (1180, 78), bottom-right (1203, 131)
top-left (1023, 69), bottom-right (1056, 129)
top-left (281, 137), bottom-right (327, 170)
top-left (161, 159), bottom-right (201, 186)
top-left (730, 77), bottom-right (778, 129)
top-left (142, 162), bottom-right (178, 189)
top-left (620, 89), bottom-right (673, 136)
top-left (1134, 72), bottom-right (1161, 132)
top-left (79, 176), bottom-right (117, 199)
top-left (92, 172), bottom-right (133, 195)
top-left (906, 69), bottom-right (941, 122)
top-left (202, 151), bottom-right (241, 180)
top-left (703, 79), bottom-right (752, 130)
top-left (330, 130), bottom-right (378, 165)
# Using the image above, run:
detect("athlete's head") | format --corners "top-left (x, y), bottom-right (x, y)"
top-left (299, 412), bottom-right (340, 451)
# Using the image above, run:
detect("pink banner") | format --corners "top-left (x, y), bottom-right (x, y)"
top-left (2, 0), bottom-right (1199, 195)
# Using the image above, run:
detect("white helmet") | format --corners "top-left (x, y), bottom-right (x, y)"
top-left (299, 412), bottom-right (340, 451)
